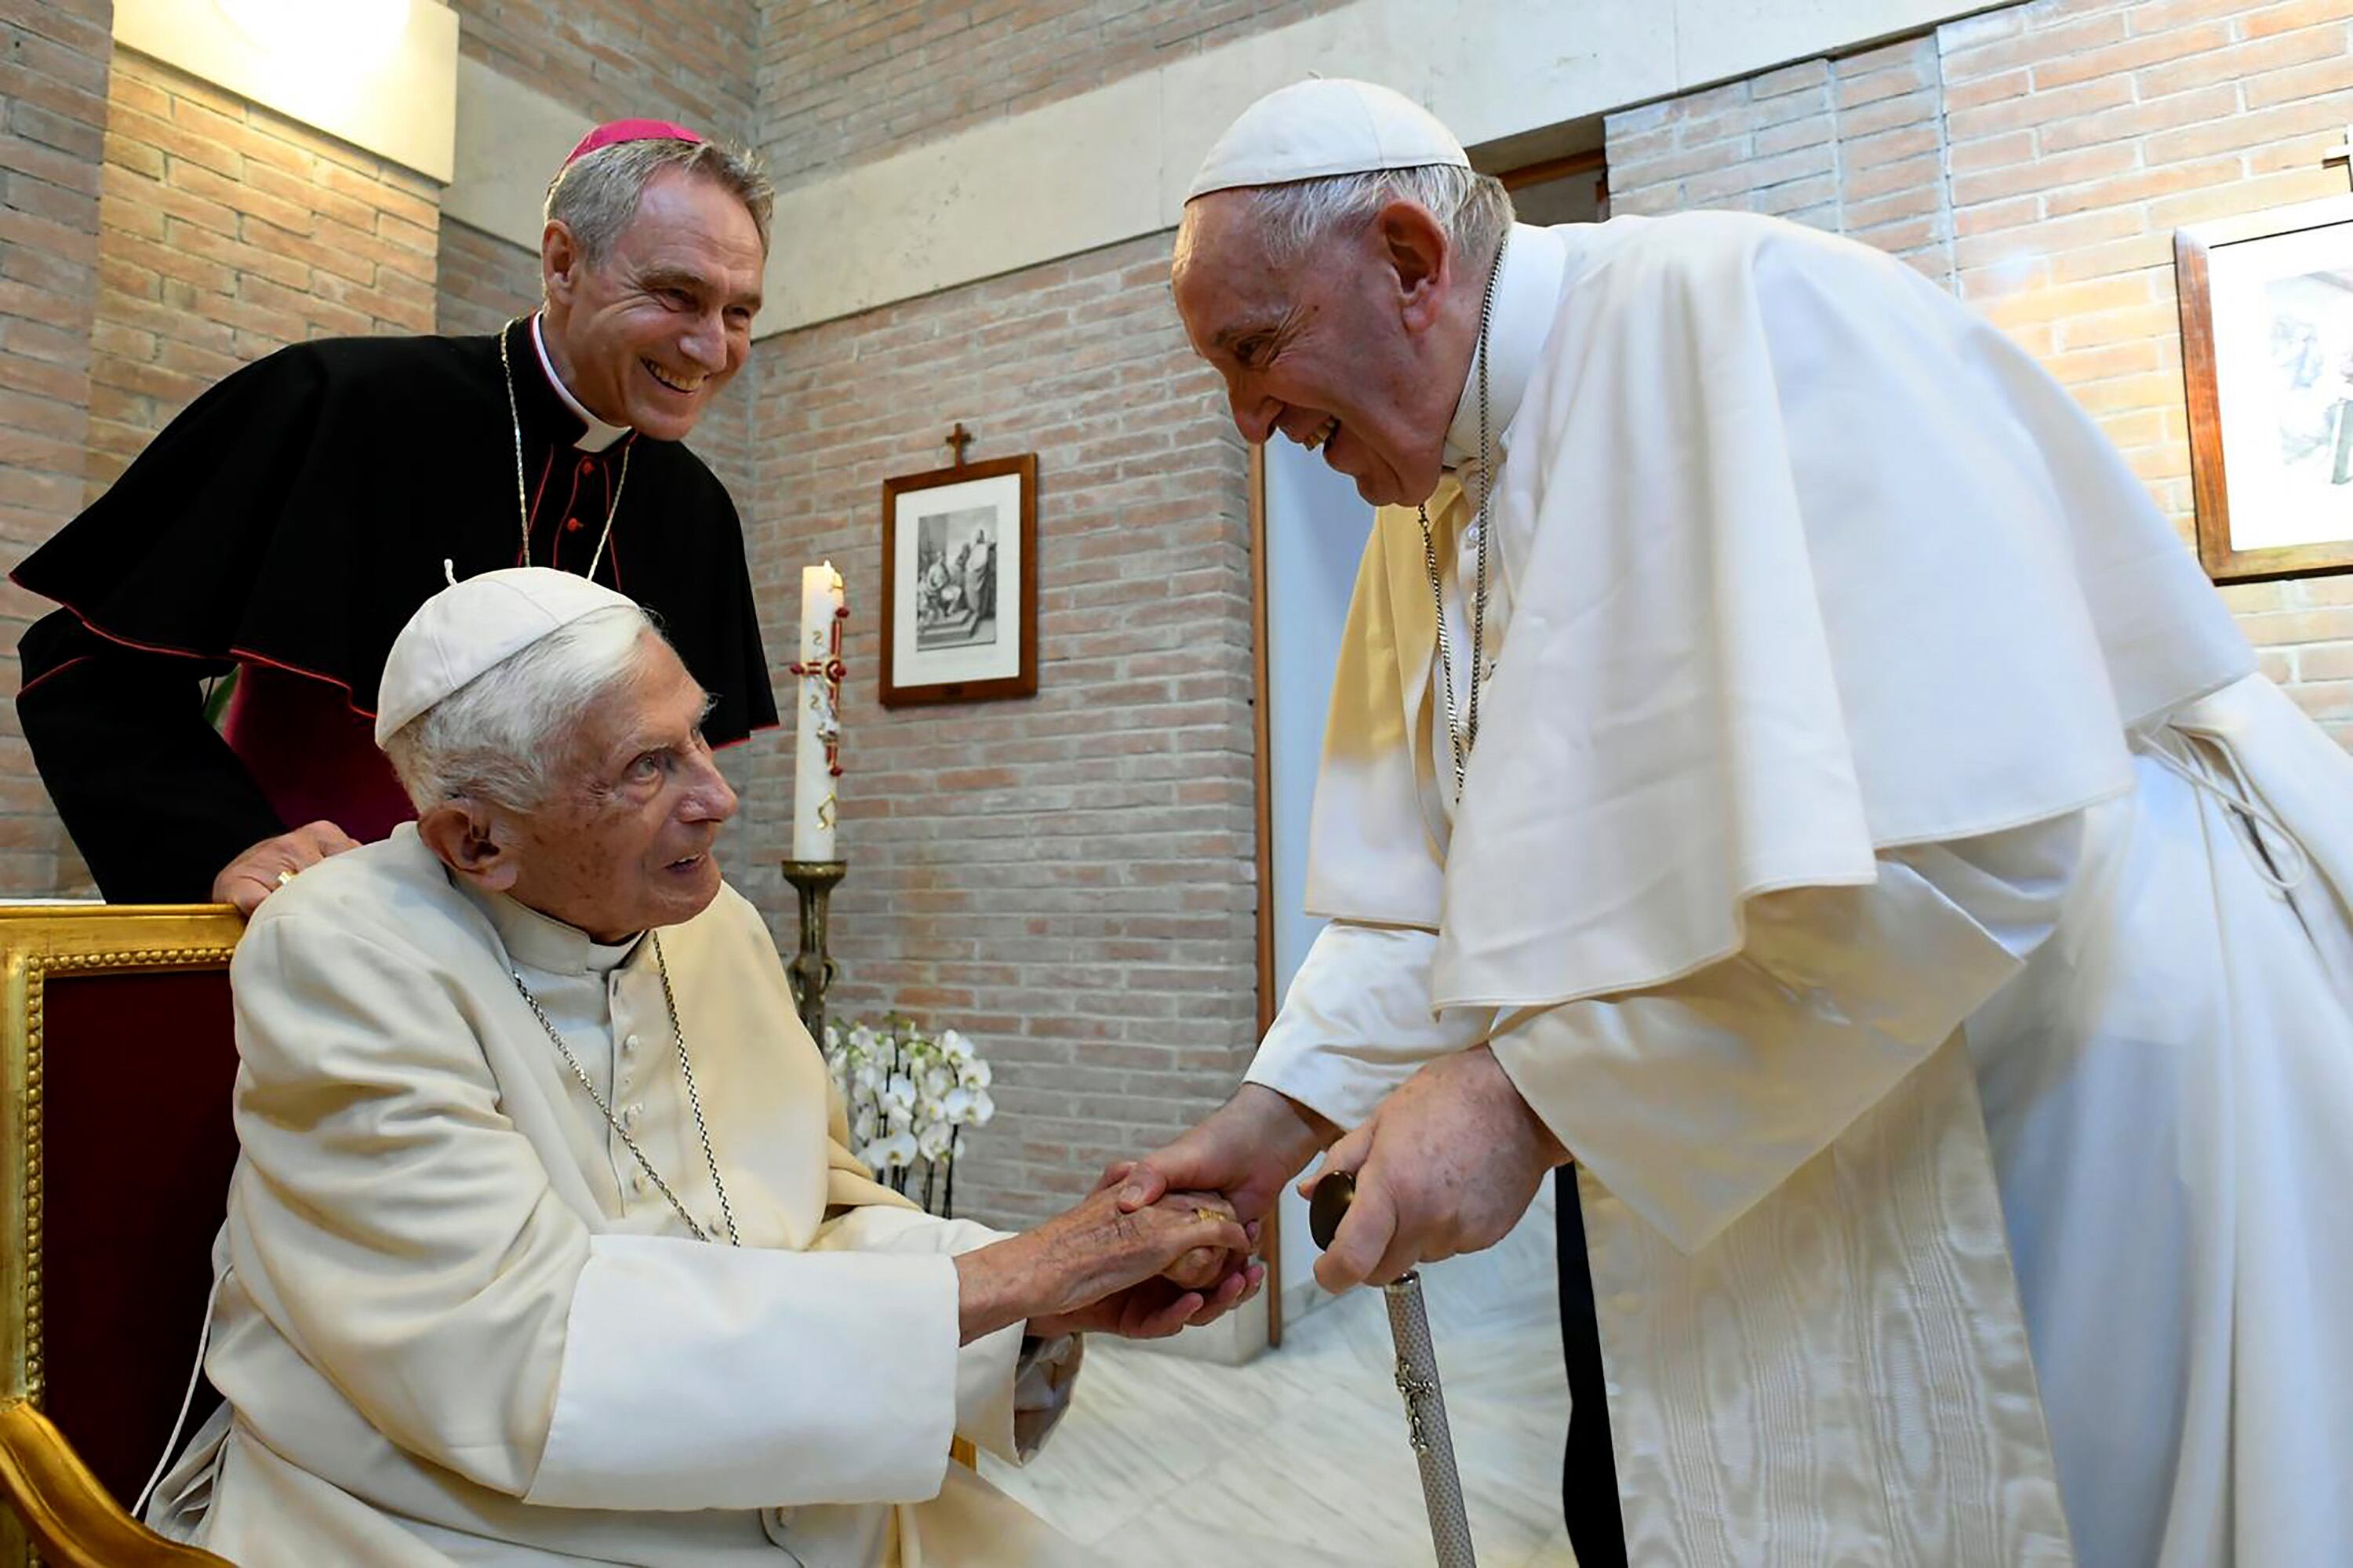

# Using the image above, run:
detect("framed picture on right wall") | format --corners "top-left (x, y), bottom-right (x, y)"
top-left (2177, 193), bottom-right (2353, 583)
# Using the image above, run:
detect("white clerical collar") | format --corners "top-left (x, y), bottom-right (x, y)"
top-left (471, 878), bottom-right (645, 976)
top-left (1442, 224), bottom-right (1569, 471)
top-left (531, 313), bottom-right (631, 453)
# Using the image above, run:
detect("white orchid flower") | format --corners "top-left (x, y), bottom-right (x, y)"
top-left (917, 1121), bottom-right (955, 1162)
top-left (939, 1028), bottom-right (974, 1064)
top-left (958, 1058), bottom-right (992, 1090)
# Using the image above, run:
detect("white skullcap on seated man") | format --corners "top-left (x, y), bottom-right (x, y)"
top-left (145, 567), bottom-right (1259, 1567)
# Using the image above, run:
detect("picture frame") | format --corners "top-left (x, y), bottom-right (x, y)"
top-left (2176, 194), bottom-right (2353, 583)
top-left (879, 453), bottom-right (1038, 708)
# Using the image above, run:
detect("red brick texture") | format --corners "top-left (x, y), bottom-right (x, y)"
top-left (736, 233), bottom-right (1260, 1227)
top-left (0, 0), bottom-right (111, 891)
top-left (435, 216), bottom-right (538, 340)
top-left (85, 52), bottom-right (440, 500)
top-left (451, 0), bottom-right (758, 144)
top-left (758, 0), bottom-right (1351, 186)
top-left (1607, 0), bottom-right (2353, 741)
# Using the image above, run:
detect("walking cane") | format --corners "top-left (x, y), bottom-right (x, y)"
top-left (1310, 1170), bottom-right (1477, 1567)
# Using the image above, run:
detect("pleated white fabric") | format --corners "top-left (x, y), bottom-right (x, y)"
top-left (1969, 678), bottom-right (2353, 1568)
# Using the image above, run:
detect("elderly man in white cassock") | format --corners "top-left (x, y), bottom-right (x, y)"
top-left (145, 567), bottom-right (1260, 1566)
top-left (1114, 78), bottom-right (2353, 1566)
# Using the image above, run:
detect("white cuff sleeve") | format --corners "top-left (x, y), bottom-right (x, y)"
top-left (806, 1205), bottom-right (1082, 1466)
top-left (1246, 922), bottom-right (1492, 1128)
top-left (526, 1232), bottom-right (958, 1511)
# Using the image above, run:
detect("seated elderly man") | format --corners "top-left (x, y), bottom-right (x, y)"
top-left (147, 567), bottom-right (1257, 1566)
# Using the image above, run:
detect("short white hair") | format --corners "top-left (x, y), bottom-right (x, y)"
top-left (1238, 163), bottom-right (1514, 270)
top-left (544, 137), bottom-right (773, 271)
top-left (383, 606), bottom-right (657, 813)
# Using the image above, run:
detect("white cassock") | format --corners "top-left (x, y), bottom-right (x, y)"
top-left (1253, 214), bottom-right (2353, 1566)
top-left (147, 825), bottom-right (1088, 1566)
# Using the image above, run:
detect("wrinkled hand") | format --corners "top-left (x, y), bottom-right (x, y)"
top-left (955, 1188), bottom-right (1251, 1344)
top-left (1101, 1084), bottom-right (1338, 1287)
top-left (212, 821), bottom-right (361, 915)
top-left (1303, 1046), bottom-right (1566, 1293)
top-left (1031, 1250), bottom-right (1267, 1341)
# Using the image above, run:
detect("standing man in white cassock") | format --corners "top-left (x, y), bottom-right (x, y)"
top-left (1115, 78), bottom-right (2353, 1566)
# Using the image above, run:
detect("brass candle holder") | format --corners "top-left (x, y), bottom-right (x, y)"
top-left (780, 858), bottom-right (847, 1043)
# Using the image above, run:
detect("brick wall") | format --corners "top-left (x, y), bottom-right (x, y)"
top-left (1607, 0), bottom-right (2353, 742)
top-left (1607, 41), bottom-right (1958, 281)
top-left (86, 51), bottom-right (438, 497)
top-left (453, 0), bottom-right (758, 144)
top-left (435, 216), bottom-right (538, 339)
top-left (758, 0), bottom-right (1349, 184)
top-left (741, 231), bottom-right (1259, 1228)
top-left (0, 0), bottom-right (111, 892)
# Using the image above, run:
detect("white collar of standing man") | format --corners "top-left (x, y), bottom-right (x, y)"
top-left (1442, 223), bottom-right (1569, 474)
top-left (531, 312), bottom-right (633, 453)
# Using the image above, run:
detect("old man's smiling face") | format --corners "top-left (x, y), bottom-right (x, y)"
top-left (1172, 188), bottom-right (1464, 508)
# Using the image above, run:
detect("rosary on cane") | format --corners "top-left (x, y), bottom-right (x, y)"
top-left (1311, 1170), bottom-right (1477, 1567)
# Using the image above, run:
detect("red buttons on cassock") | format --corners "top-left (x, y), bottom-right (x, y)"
top-left (565, 517), bottom-right (583, 533)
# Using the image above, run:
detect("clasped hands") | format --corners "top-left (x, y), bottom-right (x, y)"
top-left (952, 1184), bottom-right (1265, 1346)
top-left (1103, 1045), bottom-right (1568, 1297)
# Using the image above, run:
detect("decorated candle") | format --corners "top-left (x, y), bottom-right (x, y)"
top-left (791, 562), bottom-right (846, 860)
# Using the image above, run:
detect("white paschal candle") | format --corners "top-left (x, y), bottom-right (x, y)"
top-left (792, 562), bottom-right (845, 860)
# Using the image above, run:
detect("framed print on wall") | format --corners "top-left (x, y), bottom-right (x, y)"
top-left (879, 453), bottom-right (1038, 708)
top-left (2177, 194), bottom-right (2353, 583)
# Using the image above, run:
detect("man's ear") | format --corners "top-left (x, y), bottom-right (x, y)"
top-left (1376, 199), bottom-right (1452, 334)
top-left (542, 219), bottom-right (581, 308)
top-left (416, 799), bottom-right (520, 893)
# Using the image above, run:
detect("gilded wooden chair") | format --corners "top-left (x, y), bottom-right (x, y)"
top-left (0, 905), bottom-right (245, 1567)
top-left (0, 1399), bottom-right (227, 1566)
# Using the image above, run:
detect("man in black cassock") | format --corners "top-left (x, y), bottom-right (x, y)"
top-left (13, 118), bottom-right (777, 911)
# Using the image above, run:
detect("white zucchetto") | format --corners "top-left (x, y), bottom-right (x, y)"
top-left (374, 566), bottom-right (638, 745)
top-left (1186, 78), bottom-right (1470, 201)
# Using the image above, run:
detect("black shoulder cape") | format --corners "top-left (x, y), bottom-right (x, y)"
top-left (15, 320), bottom-right (775, 740)
top-left (14, 321), bottom-right (775, 900)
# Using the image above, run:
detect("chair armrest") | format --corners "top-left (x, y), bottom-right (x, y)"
top-left (0, 1399), bottom-right (233, 1567)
